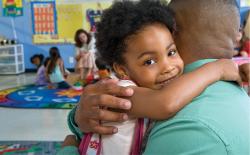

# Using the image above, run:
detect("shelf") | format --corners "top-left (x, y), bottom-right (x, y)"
top-left (0, 63), bottom-right (16, 66)
top-left (0, 53), bottom-right (23, 57)
top-left (0, 44), bottom-right (24, 74)
top-left (0, 54), bottom-right (15, 57)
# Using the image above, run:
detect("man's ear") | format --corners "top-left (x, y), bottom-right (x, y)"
top-left (113, 63), bottom-right (129, 79)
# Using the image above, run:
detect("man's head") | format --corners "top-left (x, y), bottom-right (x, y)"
top-left (169, 0), bottom-right (240, 64)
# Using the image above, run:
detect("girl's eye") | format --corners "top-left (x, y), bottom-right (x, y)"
top-left (144, 59), bottom-right (156, 66)
top-left (168, 49), bottom-right (177, 56)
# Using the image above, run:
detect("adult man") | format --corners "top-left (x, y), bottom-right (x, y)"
top-left (69, 0), bottom-right (250, 154)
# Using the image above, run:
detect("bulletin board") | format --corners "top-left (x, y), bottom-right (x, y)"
top-left (31, 1), bottom-right (112, 44)
top-left (31, 1), bottom-right (59, 44)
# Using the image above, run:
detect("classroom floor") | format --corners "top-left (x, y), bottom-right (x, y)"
top-left (0, 73), bottom-right (71, 141)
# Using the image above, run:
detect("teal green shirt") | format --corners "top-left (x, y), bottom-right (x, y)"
top-left (56, 146), bottom-right (79, 155)
top-left (144, 59), bottom-right (250, 155)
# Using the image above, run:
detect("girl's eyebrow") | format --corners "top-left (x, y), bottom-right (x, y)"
top-left (137, 42), bottom-right (175, 59)
top-left (166, 42), bottom-right (175, 50)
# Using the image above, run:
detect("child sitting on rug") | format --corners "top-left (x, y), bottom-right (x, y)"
top-left (46, 47), bottom-right (71, 89)
top-left (35, 57), bottom-right (50, 86)
top-left (30, 54), bottom-right (50, 86)
top-left (57, 1), bottom-right (250, 155)
top-left (30, 54), bottom-right (44, 69)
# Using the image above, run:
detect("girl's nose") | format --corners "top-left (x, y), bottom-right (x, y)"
top-left (160, 61), bottom-right (175, 75)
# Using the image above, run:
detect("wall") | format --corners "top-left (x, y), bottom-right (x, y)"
top-left (0, 0), bottom-right (249, 70)
top-left (0, 1), bottom-right (77, 70)
top-left (238, 0), bottom-right (250, 25)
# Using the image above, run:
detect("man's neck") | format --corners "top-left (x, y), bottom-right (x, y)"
top-left (181, 47), bottom-right (234, 65)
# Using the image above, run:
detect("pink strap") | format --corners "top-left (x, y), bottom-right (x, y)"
top-left (79, 119), bottom-right (148, 155)
top-left (130, 118), bottom-right (147, 155)
top-left (79, 133), bottom-right (101, 155)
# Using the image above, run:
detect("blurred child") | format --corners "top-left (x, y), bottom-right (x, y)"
top-left (234, 28), bottom-right (249, 57)
top-left (46, 47), bottom-right (70, 89)
top-left (95, 57), bottom-right (110, 80)
top-left (234, 14), bottom-right (250, 57)
top-left (30, 54), bottom-right (50, 85)
top-left (30, 54), bottom-right (44, 68)
top-left (35, 57), bottom-right (50, 86)
top-left (74, 29), bottom-right (97, 80)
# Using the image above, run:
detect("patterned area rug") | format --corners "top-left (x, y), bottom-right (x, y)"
top-left (0, 85), bottom-right (82, 109)
top-left (0, 141), bottom-right (62, 155)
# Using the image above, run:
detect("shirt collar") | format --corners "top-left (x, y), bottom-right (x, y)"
top-left (184, 59), bottom-right (217, 73)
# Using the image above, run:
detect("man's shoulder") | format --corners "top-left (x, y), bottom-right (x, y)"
top-left (149, 89), bottom-right (250, 154)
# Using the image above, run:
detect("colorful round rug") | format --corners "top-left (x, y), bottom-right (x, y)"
top-left (0, 85), bottom-right (82, 109)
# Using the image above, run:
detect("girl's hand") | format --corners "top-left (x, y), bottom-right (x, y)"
top-left (239, 63), bottom-right (250, 84)
top-left (62, 135), bottom-right (79, 148)
top-left (213, 59), bottom-right (242, 85)
top-left (80, 50), bottom-right (87, 56)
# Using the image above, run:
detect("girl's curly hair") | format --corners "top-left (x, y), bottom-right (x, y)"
top-left (96, 0), bottom-right (176, 67)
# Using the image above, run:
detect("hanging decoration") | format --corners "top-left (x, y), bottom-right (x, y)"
top-left (2, 0), bottom-right (23, 17)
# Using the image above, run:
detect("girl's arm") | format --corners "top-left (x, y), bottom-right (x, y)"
top-left (59, 59), bottom-right (67, 76)
top-left (128, 59), bottom-right (241, 120)
top-left (45, 60), bottom-right (51, 82)
top-left (75, 48), bottom-right (81, 61)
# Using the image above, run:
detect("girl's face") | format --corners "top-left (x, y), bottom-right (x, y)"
top-left (32, 57), bottom-right (41, 66)
top-left (79, 32), bottom-right (88, 43)
top-left (114, 23), bottom-right (184, 90)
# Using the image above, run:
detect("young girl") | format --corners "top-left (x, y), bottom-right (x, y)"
top-left (46, 47), bottom-right (70, 89)
top-left (35, 57), bottom-right (50, 86)
top-left (30, 54), bottom-right (49, 85)
top-left (58, 1), bottom-right (245, 154)
top-left (74, 29), bottom-right (97, 80)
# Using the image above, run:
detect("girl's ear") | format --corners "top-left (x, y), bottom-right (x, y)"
top-left (113, 63), bottom-right (129, 80)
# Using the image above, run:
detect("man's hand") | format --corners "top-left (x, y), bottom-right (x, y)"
top-left (75, 79), bottom-right (134, 135)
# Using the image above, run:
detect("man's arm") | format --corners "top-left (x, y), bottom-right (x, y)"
top-left (69, 60), bottom-right (242, 135)
top-left (239, 63), bottom-right (250, 84)
top-left (70, 79), bottom-right (134, 135)
top-left (144, 120), bottom-right (227, 155)
top-left (68, 106), bottom-right (84, 140)
top-left (129, 59), bottom-right (241, 119)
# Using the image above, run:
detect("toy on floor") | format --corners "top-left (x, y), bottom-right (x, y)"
top-left (72, 82), bottom-right (83, 91)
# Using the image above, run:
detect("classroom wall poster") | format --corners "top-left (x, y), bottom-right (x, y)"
top-left (31, 1), bottom-right (58, 44)
top-left (240, 0), bottom-right (250, 7)
top-left (56, 4), bottom-right (83, 43)
top-left (2, 0), bottom-right (23, 17)
top-left (31, 1), bottom-right (111, 44)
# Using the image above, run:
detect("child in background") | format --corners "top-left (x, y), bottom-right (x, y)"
top-left (30, 54), bottom-right (44, 68)
top-left (234, 27), bottom-right (249, 57)
top-left (74, 29), bottom-right (97, 80)
top-left (234, 13), bottom-right (250, 57)
top-left (35, 57), bottom-right (50, 86)
top-left (95, 57), bottom-right (110, 80)
top-left (46, 47), bottom-right (70, 89)
top-left (58, 1), bottom-right (246, 155)
top-left (30, 54), bottom-right (49, 85)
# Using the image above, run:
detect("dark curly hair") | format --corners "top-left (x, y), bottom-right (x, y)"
top-left (74, 29), bottom-right (92, 48)
top-left (96, 0), bottom-right (176, 67)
